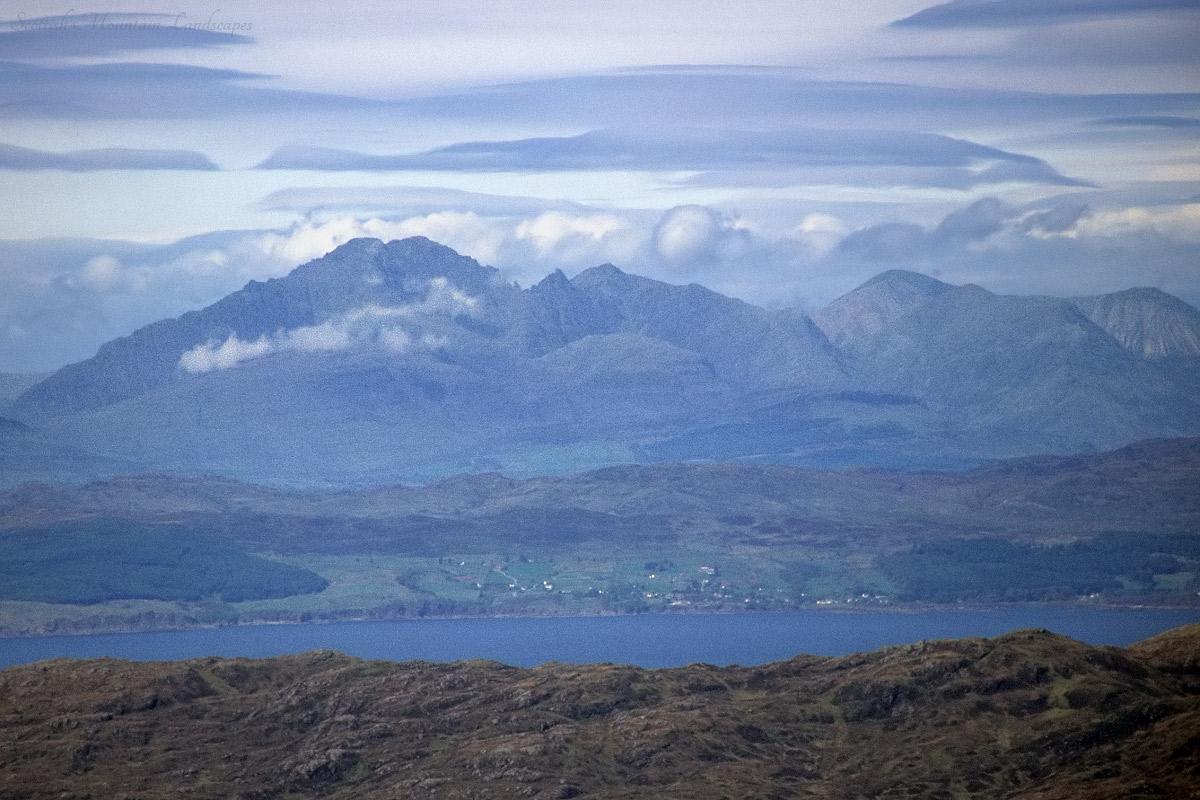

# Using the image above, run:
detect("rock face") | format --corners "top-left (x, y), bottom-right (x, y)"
top-left (12, 239), bottom-right (845, 419)
top-left (7, 239), bottom-right (1200, 485)
top-left (2, 625), bottom-right (1198, 799)
top-left (1070, 287), bottom-right (1200, 359)
top-left (813, 268), bottom-right (952, 349)
top-left (12, 238), bottom-right (514, 417)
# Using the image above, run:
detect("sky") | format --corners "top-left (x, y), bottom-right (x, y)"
top-left (1, 0), bottom-right (1198, 372)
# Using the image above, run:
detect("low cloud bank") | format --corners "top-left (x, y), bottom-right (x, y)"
top-left (5, 193), bottom-right (1200, 373)
top-left (177, 281), bottom-right (478, 374)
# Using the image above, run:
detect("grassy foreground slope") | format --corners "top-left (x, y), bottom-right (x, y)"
top-left (1, 625), bottom-right (1198, 799)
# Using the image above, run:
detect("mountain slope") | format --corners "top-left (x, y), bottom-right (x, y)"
top-left (7, 436), bottom-right (1198, 535)
top-left (7, 240), bottom-right (1200, 485)
top-left (554, 264), bottom-right (846, 391)
top-left (1071, 287), bottom-right (1200, 359)
top-left (2, 626), bottom-right (1198, 799)
top-left (812, 268), bottom-right (951, 349)
top-left (815, 278), bottom-right (1200, 454)
top-left (12, 237), bottom-right (510, 417)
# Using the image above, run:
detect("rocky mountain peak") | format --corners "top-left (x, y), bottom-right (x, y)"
top-left (530, 268), bottom-right (573, 295)
top-left (570, 262), bottom-right (642, 292)
top-left (814, 268), bottom-right (951, 348)
top-left (1070, 286), bottom-right (1200, 359)
top-left (860, 268), bottom-right (952, 295)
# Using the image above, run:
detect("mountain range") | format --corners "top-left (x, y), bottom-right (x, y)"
top-left (6, 236), bottom-right (1200, 486)
top-left (3, 624), bottom-right (1198, 799)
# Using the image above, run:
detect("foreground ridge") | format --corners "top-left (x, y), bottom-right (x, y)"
top-left (2, 625), bottom-right (1198, 799)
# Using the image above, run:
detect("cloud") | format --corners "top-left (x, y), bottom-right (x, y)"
top-left (515, 212), bottom-right (630, 255)
top-left (678, 160), bottom-right (1090, 190)
top-left (0, 13), bottom-right (252, 58)
top-left (996, 14), bottom-right (1200, 68)
top-left (934, 197), bottom-right (1009, 242)
top-left (0, 229), bottom-right (310, 371)
top-left (0, 143), bottom-right (218, 171)
top-left (1021, 203), bottom-right (1092, 236)
top-left (255, 127), bottom-right (1088, 189)
top-left (1091, 115), bottom-right (1200, 128)
top-left (178, 280), bottom-right (481, 374)
top-left (249, 212), bottom-right (517, 268)
top-left (395, 68), bottom-right (1200, 130)
top-left (279, 319), bottom-right (353, 353)
top-left (258, 185), bottom-right (590, 217)
top-left (261, 127), bottom-right (1056, 170)
top-left (653, 205), bottom-right (748, 264)
top-left (178, 333), bottom-right (271, 373)
top-left (892, 0), bottom-right (1198, 28)
top-left (1, 61), bottom-right (1196, 131)
top-left (1068, 203), bottom-right (1200, 242)
top-left (0, 59), bottom-right (387, 120)
top-left (823, 197), bottom-right (1200, 305)
top-left (833, 197), bottom-right (1022, 262)
top-left (835, 223), bottom-right (928, 262)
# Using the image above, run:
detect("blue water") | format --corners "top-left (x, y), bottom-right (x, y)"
top-left (1, 608), bottom-right (1196, 671)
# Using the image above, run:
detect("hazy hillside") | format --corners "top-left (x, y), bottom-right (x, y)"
top-left (0, 373), bottom-right (47, 402)
top-left (2, 437), bottom-right (1196, 635)
top-left (6, 238), bottom-right (1200, 486)
top-left (6, 436), bottom-right (1199, 532)
top-left (2, 625), bottom-right (1198, 799)
top-left (1070, 287), bottom-right (1200, 359)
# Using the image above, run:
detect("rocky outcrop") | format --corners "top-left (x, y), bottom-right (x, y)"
top-left (2, 626), bottom-right (1199, 799)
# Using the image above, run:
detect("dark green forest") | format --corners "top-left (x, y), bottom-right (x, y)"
top-left (882, 534), bottom-right (1200, 603)
top-left (0, 518), bottom-right (327, 604)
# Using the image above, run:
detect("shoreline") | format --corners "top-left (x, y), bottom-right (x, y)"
top-left (3, 596), bottom-right (1198, 641)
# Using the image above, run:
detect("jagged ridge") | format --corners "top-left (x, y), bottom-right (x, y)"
top-left (5, 240), bottom-right (1200, 485)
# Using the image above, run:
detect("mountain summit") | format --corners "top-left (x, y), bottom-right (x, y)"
top-left (7, 238), bottom-right (1200, 485)
top-left (1070, 287), bottom-right (1200, 359)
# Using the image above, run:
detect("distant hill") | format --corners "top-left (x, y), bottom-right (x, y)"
top-left (0, 372), bottom-right (48, 417)
top-left (1070, 287), bottom-right (1200, 359)
top-left (0, 372), bottom-right (48, 402)
top-left (1, 437), bottom-right (1197, 634)
top-left (2, 625), bottom-right (1198, 799)
top-left (0, 415), bottom-right (143, 485)
top-left (7, 238), bottom-right (1200, 485)
top-left (6, 435), bottom-right (1199, 533)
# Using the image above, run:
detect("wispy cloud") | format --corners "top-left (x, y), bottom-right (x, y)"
top-left (0, 143), bottom-right (218, 171)
top-left (2, 61), bottom-right (1195, 130)
top-left (395, 69), bottom-right (1200, 129)
top-left (255, 127), bottom-right (1089, 188)
top-left (0, 13), bottom-right (252, 58)
top-left (0, 60), bottom-right (386, 120)
top-left (258, 126), bottom-right (1048, 169)
top-left (1091, 115), bottom-right (1200, 128)
top-left (258, 185), bottom-right (594, 217)
top-left (824, 197), bottom-right (1200, 304)
top-left (892, 0), bottom-right (1199, 29)
top-left (178, 281), bottom-right (480, 374)
top-left (178, 332), bottom-right (271, 373)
